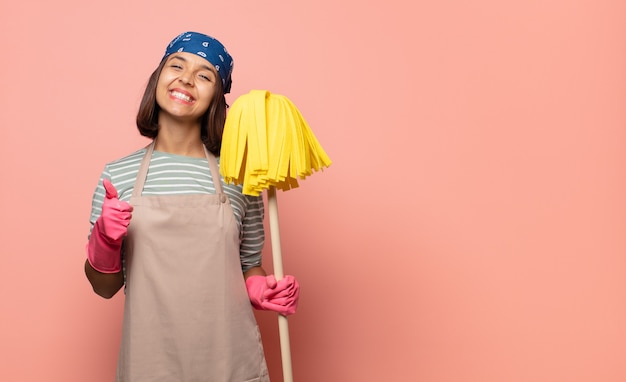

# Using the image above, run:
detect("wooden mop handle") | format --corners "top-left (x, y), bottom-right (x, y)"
top-left (267, 186), bottom-right (294, 382)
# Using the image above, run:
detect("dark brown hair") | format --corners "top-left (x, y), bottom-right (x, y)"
top-left (136, 59), bottom-right (227, 156)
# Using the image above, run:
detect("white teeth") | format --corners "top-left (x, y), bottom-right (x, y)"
top-left (171, 91), bottom-right (193, 102)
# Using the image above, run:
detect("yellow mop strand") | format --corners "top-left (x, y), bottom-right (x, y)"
top-left (221, 90), bottom-right (332, 196)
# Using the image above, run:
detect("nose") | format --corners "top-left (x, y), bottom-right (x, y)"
top-left (179, 69), bottom-right (194, 86)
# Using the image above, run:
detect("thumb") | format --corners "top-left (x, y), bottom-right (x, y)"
top-left (103, 179), bottom-right (118, 200)
top-left (265, 275), bottom-right (278, 289)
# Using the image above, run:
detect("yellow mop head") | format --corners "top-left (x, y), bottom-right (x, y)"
top-left (220, 90), bottom-right (332, 196)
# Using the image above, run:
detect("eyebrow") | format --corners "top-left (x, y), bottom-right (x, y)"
top-left (169, 55), bottom-right (217, 75)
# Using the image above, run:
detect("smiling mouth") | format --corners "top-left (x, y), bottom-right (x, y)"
top-left (170, 90), bottom-right (195, 103)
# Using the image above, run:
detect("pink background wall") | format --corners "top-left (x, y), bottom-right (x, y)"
top-left (2, 1), bottom-right (625, 381)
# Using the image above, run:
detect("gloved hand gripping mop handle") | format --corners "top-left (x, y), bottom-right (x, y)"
top-left (246, 274), bottom-right (299, 316)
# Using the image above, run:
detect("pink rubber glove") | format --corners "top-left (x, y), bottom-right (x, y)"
top-left (86, 179), bottom-right (133, 273)
top-left (245, 275), bottom-right (300, 316)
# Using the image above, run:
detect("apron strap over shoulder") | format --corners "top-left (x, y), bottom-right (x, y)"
top-left (132, 141), bottom-right (156, 198)
top-left (204, 147), bottom-right (227, 202)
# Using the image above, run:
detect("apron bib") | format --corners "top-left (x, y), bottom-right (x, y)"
top-left (116, 142), bottom-right (269, 382)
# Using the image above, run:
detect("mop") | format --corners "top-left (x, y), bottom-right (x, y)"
top-left (221, 90), bottom-right (332, 382)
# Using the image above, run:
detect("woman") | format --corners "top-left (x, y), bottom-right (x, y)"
top-left (84, 31), bottom-right (299, 382)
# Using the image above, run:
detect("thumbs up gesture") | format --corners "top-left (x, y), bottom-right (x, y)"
top-left (86, 179), bottom-right (133, 273)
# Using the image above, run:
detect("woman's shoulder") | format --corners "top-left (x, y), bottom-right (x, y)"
top-left (107, 147), bottom-right (146, 166)
top-left (105, 147), bottom-right (148, 171)
top-left (100, 147), bottom-right (149, 201)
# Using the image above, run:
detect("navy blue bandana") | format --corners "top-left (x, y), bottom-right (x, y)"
top-left (163, 31), bottom-right (234, 93)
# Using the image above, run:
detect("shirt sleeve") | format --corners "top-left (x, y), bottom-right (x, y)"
top-left (239, 194), bottom-right (265, 272)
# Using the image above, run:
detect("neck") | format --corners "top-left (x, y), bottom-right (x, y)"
top-left (154, 117), bottom-right (205, 158)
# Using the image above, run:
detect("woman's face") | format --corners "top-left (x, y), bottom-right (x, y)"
top-left (155, 52), bottom-right (218, 123)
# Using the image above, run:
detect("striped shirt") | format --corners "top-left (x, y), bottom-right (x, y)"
top-left (89, 148), bottom-right (265, 272)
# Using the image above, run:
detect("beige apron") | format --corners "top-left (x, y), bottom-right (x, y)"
top-left (117, 142), bottom-right (269, 382)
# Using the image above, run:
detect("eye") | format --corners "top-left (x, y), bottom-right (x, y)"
top-left (199, 73), bottom-right (213, 81)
